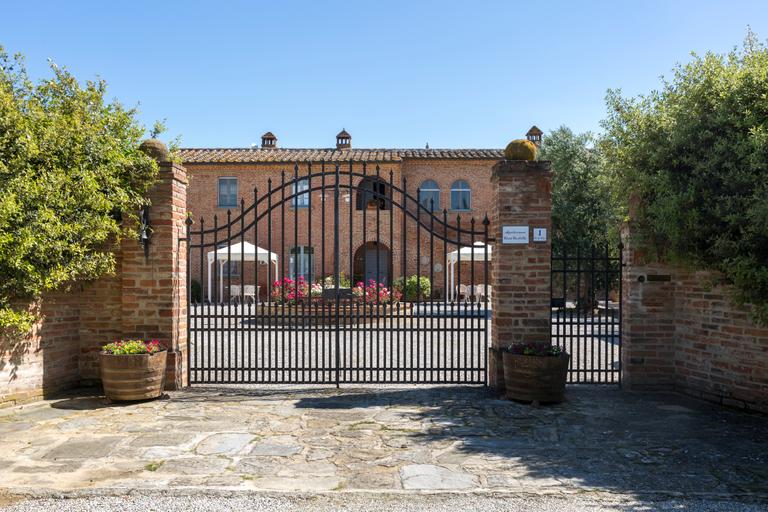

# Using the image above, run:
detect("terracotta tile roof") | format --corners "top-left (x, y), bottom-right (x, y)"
top-left (178, 147), bottom-right (504, 164)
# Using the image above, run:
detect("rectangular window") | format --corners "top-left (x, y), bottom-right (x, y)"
top-left (450, 190), bottom-right (471, 210)
top-left (289, 246), bottom-right (315, 281)
top-left (217, 177), bottom-right (238, 207)
top-left (292, 178), bottom-right (309, 208)
top-left (450, 180), bottom-right (471, 211)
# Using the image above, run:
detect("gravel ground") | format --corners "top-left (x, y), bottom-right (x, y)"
top-left (2, 492), bottom-right (766, 512)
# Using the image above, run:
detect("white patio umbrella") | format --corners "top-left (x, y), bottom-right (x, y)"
top-left (447, 241), bottom-right (493, 301)
top-left (206, 241), bottom-right (278, 302)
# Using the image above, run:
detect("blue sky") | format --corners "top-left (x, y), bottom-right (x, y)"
top-left (2, 1), bottom-right (766, 149)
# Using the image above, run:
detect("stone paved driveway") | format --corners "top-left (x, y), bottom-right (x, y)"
top-left (0, 386), bottom-right (766, 499)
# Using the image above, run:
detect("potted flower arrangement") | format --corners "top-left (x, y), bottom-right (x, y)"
top-left (271, 277), bottom-right (310, 305)
top-left (100, 339), bottom-right (167, 402)
top-left (501, 342), bottom-right (570, 403)
top-left (351, 280), bottom-right (401, 304)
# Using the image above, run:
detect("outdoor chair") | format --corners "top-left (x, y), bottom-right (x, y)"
top-left (230, 285), bottom-right (259, 305)
top-left (474, 284), bottom-right (488, 302)
top-left (457, 284), bottom-right (470, 302)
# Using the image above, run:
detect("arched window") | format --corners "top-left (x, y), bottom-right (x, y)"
top-left (418, 180), bottom-right (440, 212)
top-left (356, 177), bottom-right (389, 210)
top-left (450, 180), bottom-right (471, 211)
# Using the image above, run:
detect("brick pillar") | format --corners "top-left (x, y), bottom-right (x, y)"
top-left (489, 160), bottom-right (552, 389)
top-left (120, 154), bottom-right (189, 390)
top-left (620, 227), bottom-right (676, 390)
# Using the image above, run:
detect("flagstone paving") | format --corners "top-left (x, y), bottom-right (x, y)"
top-left (0, 386), bottom-right (766, 498)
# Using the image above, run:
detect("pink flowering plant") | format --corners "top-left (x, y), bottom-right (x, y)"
top-left (271, 277), bottom-right (310, 305)
top-left (352, 280), bottom-right (401, 304)
top-left (102, 339), bottom-right (164, 355)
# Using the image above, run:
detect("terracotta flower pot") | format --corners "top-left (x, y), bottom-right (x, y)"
top-left (502, 352), bottom-right (570, 403)
top-left (100, 350), bottom-right (167, 401)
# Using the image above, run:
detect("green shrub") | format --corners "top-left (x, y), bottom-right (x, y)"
top-left (601, 31), bottom-right (768, 324)
top-left (393, 275), bottom-right (431, 301)
top-left (0, 47), bottom-right (158, 331)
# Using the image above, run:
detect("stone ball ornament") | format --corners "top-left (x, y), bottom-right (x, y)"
top-left (139, 138), bottom-right (171, 163)
top-left (504, 139), bottom-right (537, 161)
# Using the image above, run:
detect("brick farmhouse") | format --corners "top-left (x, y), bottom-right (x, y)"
top-left (178, 128), bottom-right (541, 301)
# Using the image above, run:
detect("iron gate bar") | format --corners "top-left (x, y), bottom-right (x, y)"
top-left (186, 161), bottom-right (489, 385)
top-left (550, 243), bottom-right (623, 385)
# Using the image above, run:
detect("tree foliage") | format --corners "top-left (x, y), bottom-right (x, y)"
top-left (0, 48), bottom-right (158, 331)
top-left (601, 32), bottom-right (768, 323)
top-left (539, 126), bottom-right (618, 255)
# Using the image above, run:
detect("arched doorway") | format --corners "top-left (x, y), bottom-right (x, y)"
top-left (353, 241), bottom-right (391, 285)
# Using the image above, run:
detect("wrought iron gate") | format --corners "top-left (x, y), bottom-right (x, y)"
top-left (185, 163), bottom-right (490, 385)
top-left (550, 244), bottom-right (623, 384)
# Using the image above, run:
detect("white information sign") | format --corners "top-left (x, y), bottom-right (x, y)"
top-left (533, 227), bottom-right (548, 242)
top-left (502, 225), bottom-right (529, 244)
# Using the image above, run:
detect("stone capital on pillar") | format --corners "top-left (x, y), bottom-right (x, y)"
top-left (489, 159), bottom-right (553, 389)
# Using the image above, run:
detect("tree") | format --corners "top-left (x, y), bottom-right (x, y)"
top-left (540, 127), bottom-right (620, 312)
top-left (540, 126), bottom-right (618, 254)
top-left (0, 48), bottom-right (159, 331)
top-left (601, 31), bottom-right (768, 323)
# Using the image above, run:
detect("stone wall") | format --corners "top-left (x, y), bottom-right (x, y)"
top-left (623, 241), bottom-right (768, 413)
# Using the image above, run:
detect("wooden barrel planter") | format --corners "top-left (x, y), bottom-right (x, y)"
top-left (100, 350), bottom-right (167, 401)
top-left (502, 352), bottom-right (570, 403)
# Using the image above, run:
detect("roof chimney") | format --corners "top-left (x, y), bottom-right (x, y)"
top-left (336, 129), bottom-right (351, 150)
top-left (526, 125), bottom-right (543, 147)
top-left (261, 131), bottom-right (277, 149)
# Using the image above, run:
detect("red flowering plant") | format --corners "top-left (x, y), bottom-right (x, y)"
top-left (503, 342), bottom-right (565, 357)
top-left (351, 280), bottom-right (402, 304)
top-left (271, 277), bottom-right (311, 305)
top-left (102, 339), bottom-right (164, 355)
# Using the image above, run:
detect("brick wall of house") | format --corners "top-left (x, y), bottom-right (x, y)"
top-left (623, 242), bottom-right (768, 413)
top-left (184, 158), bottom-right (496, 301)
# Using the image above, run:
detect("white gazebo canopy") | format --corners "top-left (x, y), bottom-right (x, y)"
top-left (447, 241), bottom-right (493, 300)
top-left (206, 241), bottom-right (278, 302)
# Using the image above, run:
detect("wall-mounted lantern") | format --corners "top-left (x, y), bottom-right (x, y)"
top-left (139, 206), bottom-right (152, 258)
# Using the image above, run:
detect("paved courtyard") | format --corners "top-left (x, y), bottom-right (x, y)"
top-left (0, 385), bottom-right (766, 506)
